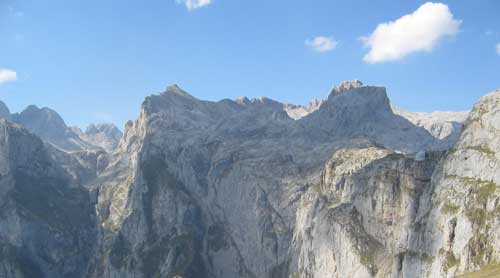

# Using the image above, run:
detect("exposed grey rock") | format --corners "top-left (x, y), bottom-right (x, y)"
top-left (0, 82), bottom-right (498, 278)
top-left (11, 105), bottom-right (96, 152)
top-left (0, 119), bottom-right (97, 278)
top-left (391, 104), bottom-right (469, 142)
top-left (401, 89), bottom-right (500, 277)
top-left (75, 123), bottom-right (123, 152)
top-left (0, 101), bottom-right (10, 120)
top-left (88, 82), bottom-right (458, 278)
top-left (284, 99), bottom-right (325, 120)
top-left (0, 101), bottom-right (122, 153)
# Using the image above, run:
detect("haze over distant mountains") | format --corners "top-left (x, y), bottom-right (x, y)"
top-left (0, 101), bottom-right (122, 152)
top-left (0, 81), bottom-right (498, 278)
top-left (0, 81), bottom-right (468, 154)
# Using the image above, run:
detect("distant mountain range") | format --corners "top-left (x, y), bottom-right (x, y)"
top-left (0, 101), bottom-right (122, 152)
top-left (0, 81), bottom-right (498, 278)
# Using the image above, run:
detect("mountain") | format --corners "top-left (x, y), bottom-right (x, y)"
top-left (0, 81), bottom-right (498, 278)
top-left (10, 105), bottom-right (95, 152)
top-left (0, 119), bottom-right (97, 278)
top-left (0, 102), bottom-right (122, 153)
top-left (402, 89), bottom-right (500, 276)
top-left (392, 104), bottom-right (469, 141)
top-left (0, 101), bottom-right (11, 120)
top-left (73, 123), bottom-right (123, 152)
top-left (283, 99), bottom-right (324, 120)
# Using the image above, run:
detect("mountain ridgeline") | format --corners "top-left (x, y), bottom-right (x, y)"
top-left (0, 81), bottom-right (498, 278)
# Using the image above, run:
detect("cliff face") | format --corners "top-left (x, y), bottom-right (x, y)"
top-left (401, 89), bottom-right (500, 277)
top-left (0, 82), bottom-right (499, 278)
top-left (0, 120), bottom-right (97, 278)
top-left (291, 147), bottom-right (443, 278)
top-left (88, 82), bottom-right (459, 278)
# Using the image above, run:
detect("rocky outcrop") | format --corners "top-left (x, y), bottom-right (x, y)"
top-left (74, 123), bottom-right (123, 152)
top-left (0, 101), bottom-right (122, 153)
top-left (88, 82), bottom-right (457, 278)
top-left (284, 99), bottom-right (324, 120)
top-left (392, 104), bottom-right (469, 143)
top-left (401, 89), bottom-right (500, 277)
top-left (292, 147), bottom-right (443, 278)
top-left (0, 82), bottom-right (498, 278)
top-left (10, 105), bottom-right (96, 152)
top-left (0, 101), bottom-right (10, 120)
top-left (302, 81), bottom-right (445, 152)
top-left (0, 119), bottom-right (97, 278)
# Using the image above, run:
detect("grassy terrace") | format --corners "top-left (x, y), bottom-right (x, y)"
top-left (458, 264), bottom-right (500, 278)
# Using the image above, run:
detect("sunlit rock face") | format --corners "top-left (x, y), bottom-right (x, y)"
top-left (401, 89), bottom-right (500, 278)
top-left (74, 123), bottom-right (123, 152)
top-left (391, 104), bottom-right (469, 143)
top-left (1, 82), bottom-right (499, 278)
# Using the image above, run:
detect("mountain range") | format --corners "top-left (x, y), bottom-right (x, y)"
top-left (0, 81), bottom-right (498, 278)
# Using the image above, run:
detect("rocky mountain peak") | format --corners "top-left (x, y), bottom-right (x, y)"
top-left (327, 82), bottom-right (392, 117)
top-left (0, 100), bottom-right (11, 120)
top-left (2, 82), bottom-right (499, 278)
top-left (14, 105), bottom-right (67, 131)
top-left (10, 105), bottom-right (73, 150)
top-left (85, 123), bottom-right (121, 136)
top-left (164, 84), bottom-right (197, 99)
top-left (79, 123), bottom-right (123, 152)
top-left (235, 96), bottom-right (251, 105)
top-left (330, 79), bottom-right (364, 95)
top-left (391, 103), bottom-right (469, 141)
top-left (284, 99), bottom-right (325, 120)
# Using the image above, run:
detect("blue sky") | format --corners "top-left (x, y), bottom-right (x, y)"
top-left (0, 0), bottom-right (499, 128)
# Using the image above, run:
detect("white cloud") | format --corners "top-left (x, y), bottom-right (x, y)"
top-left (0, 69), bottom-right (17, 85)
top-left (362, 2), bottom-right (461, 63)
top-left (305, 36), bottom-right (338, 53)
top-left (496, 43), bottom-right (500, 55)
top-left (176, 0), bottom-right (211, 10)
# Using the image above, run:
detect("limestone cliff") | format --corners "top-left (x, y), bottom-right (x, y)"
top-left (0, 120), bottom-right (97, 278)
top-left (0, 82), bottom-right (499, 278)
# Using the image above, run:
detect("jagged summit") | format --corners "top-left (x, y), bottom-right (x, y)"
top-left (0, 100), bottom-right (10, 119)
top-left (330, 80), bottom-right (364, 95)
top-left (284, 99), bottom-right (325, 120)
top-left (12, 105), bottom-right (70, 141)
top-left (3, 82), bottom-right (500, 278)
top-left (163, 84), bottom-right (197, 99)
top-left (391, 103), bottom-right (469, 140)
top-left (77, 123), bottom-right (123, 152)
top-left (235, 96), bottom-right (251, 105)
top-left (0, 100), bottom-right (122, 152)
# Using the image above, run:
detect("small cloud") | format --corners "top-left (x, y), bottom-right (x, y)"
top-left (485, 30), bottom-right (494, 36)
top-left (305, 36), bottom-right (338, 53)
top-left (362, 2), bottom-right (461, 63)
top-left (496, 43), bottom-right (500, 56)
top-left (0, 69), bottom-right (17, 85)
top-left (176, 0), bottom-right (211, 10)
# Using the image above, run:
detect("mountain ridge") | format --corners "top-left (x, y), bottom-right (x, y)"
top-left (0, 81), bottom-right (498, 278)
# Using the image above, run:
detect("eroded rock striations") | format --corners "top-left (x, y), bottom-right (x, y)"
top-left (0, 81), bottom-right (499, 278)
top-left (0, 120), bottom-right (97, 278)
